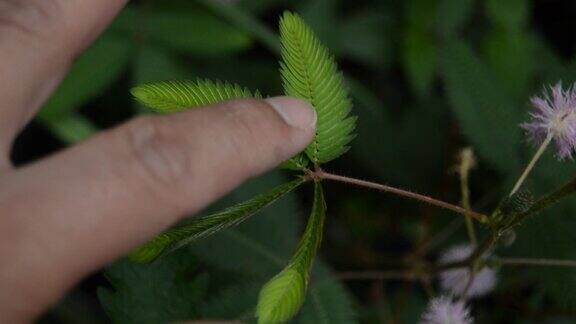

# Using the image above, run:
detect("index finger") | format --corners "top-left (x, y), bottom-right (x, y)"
top-left (0, 0), bottom-right (127, 152)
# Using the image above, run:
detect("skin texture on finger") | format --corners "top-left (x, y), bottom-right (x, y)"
top-left (0, 97), bottom-right (316, 322)
top-left (0, 0), bottom-right (127, 156)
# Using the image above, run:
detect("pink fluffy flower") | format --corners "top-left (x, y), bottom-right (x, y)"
top-left (420, 295), bottom-right (473, 324)
top-left (521, 82), bottom-right (576, 160)
top-left (439, 244), bottom-right (497, 298)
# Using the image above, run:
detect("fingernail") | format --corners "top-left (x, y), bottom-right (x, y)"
top-left (265, 96), bottom-right (317, 130)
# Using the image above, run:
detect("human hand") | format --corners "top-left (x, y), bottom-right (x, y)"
top-left (0, 1), bottom-right (316, 322)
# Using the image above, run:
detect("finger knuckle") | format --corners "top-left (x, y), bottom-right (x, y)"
top-left (120, 116), bottom-right (192, 197)
top-left (221, 99), bottom-right (284, 175)
top-left (0, 1), bottom-right (64, 42)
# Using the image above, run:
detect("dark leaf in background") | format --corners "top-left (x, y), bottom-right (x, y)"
top-left (436, 0), bottom-right (475, 38)
top-left (296, 264), bottom-right (357, 324)
top-left (339, 10), bottom-right (395, 70)
top-left (37, 34), bottom-right (132, 123)
top-left (483, 0), bottom-right (536, 100)
top-left (350, 96), bottom-right (448, 190)
top-left (441, 39), bottom-right (524, 174)
top-left (401, 0), bottom-right (437, 97)
top-left (98, 252), bottom-right (209, 324)
top-left (144, 11), bottom-right (253, 55)
top-left (133, 46), bottom-right (188, 85)
top-left (485, 0), bottom-right (530, 33)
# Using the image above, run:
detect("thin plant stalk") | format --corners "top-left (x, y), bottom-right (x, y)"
top-left (315, 170), bottom-right (488, 222)
top-left (510, 133), bottom-right (553, 196)
top-left (459, 148), bottom-right (477, 245)
top-left (498, 257), bottom-right (576, 268)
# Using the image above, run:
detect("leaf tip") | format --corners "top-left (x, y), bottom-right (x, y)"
top-left (256, 268), bottom-right (306, 324)
top-left (128, 235), bottom-right (173, 263)
top-left (130, 85), bottom-right (151, 104)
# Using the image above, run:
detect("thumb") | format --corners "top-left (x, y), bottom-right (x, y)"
top-left (0, 97), bottom-right (315, 321)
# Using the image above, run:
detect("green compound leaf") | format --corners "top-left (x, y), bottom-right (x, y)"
top-left (256, 182), bottom-right (326, 323)
top-left (130, 178), bottom-right (305, 263)
top-left (279, 12), bottom-right (356, 165)
top-left (131, 79), bottom-right (261, 113)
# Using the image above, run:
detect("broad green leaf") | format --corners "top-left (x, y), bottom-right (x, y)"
top-left (256, 182), bottom-right (326, 323)
top-left (133, 47), bottom-right (188, 85)
top-left (279, 12), bottom-right (356, 164)
top-left (340, 11), bottom-right (394, 69)
top-left (130, 178), bottom-right (305, 263)
top-left (111, 2), bottom-right (253, 55)
top-left (402, 24), bottom-right (436, 97)
top-left (483, 30), bottom-right (536, 100)
top-left (131, 79), bottom-right (261, 113)
top-left (440, 40), bottom-right (523, 173)
top-left (98, 251), bottom-right (209, 324)
top-left (402, 0), bottom-right (437, 97)
top-left (436, 0), bottom-right (474, 38)
top-left (197, 0), bottom-right (281, 54)
top-left (483, 0), bottom-right (535, 100)
top-left (37, 34), bottom-right (131, 122)
top-left (144, 10), bottom-right (252, 55)
top-left (299, 0), bottom-right (339, 51)
top-left (485, 0), bottom-right (529, 33)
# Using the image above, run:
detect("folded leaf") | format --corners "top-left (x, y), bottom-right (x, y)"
top-left (279, 153), bottom-right (309, 171)
top-left (129, 178), bottom-right (305, 263)
top-left (279, 12), bottom-right (356, 164)
top-left (256, 182), bottom-right (326, 323)
top-left (131, 79), bottom-right (260, 113)
top-left (257, 269), bottom-right (306, 324)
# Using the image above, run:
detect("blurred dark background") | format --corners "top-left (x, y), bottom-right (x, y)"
top-left (21, 0), bottom-right (576, 323)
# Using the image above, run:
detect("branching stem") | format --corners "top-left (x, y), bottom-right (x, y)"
top-left (314, 170), bottom-right (488, 223)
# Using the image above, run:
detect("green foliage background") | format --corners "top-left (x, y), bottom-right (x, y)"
top-left (27, 0), bottom-right (576, 323)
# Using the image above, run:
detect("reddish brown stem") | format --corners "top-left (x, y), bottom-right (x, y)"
top-left (315, 170), bottom-right (488, 223)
